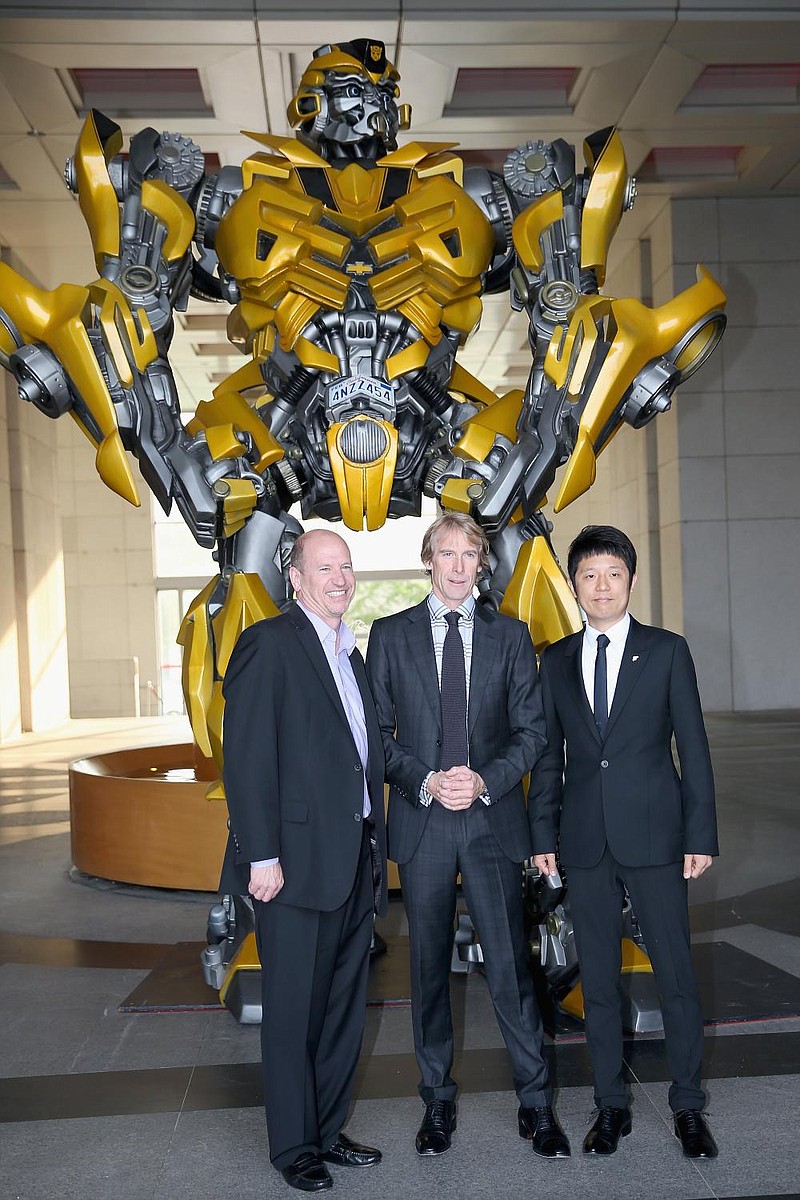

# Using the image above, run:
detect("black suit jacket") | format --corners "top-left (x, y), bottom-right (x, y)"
top-left (219, 604), bottom-right (387, 914)
top-left (529, 616), bottom-right (718, 869)
top-left (366, 599), bottom-right (546, 866)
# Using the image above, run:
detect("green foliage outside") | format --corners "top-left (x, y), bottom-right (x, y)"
top-left (347, 577), bottom-right (429, 646)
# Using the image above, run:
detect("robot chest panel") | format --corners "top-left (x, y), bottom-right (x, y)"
top-left (216, 169), bottom-right (492, 316)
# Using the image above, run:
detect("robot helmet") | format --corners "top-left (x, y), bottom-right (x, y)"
top-left (287, 38), bottom-right (411, 158)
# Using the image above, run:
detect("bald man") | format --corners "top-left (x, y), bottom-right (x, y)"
top-left (221, 530), bottom-right (388, 1193)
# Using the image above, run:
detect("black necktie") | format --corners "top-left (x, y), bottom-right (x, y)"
top-left (594, 633), bottom-right (610, 737)
top-left (439, 611), bottom-right (468, 770)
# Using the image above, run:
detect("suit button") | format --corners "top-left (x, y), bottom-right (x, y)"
top-left (354, 812), bottom-right (362, 822)
top-left (436, 739), bottom-right (441, 747)
top-left (354, 763), bottom-right (362, 772)
top-left (601, 759), bottom-right (609, 769)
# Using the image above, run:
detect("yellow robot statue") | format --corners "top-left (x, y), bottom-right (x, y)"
top-left (0, 39), bottom-right (725, 1017)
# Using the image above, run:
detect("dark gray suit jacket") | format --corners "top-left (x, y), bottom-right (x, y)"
top-left (220, 604), bottom-right (387, 914)
top-left (366, 599), bottom-right (546, 866)
top-left (529, 616), bottom-right (719, 869)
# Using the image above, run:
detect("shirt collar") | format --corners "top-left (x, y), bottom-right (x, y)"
top-left (427, 593), bottom-right (476, 622)
top-left (583, 611), bottom-right (630, 649)
top-left (297, 600), bottom-right (356, 654)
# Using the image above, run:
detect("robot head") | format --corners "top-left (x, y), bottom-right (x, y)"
top-left (287, 39), bottom-right (411, 159)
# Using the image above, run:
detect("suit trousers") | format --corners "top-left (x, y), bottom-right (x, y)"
top-left (399, 800), bottom-right (551, 1107)
top-left (567, 845), bottom-right (706, 1113)
top-left (253, 824), bottom-right (374, 1169)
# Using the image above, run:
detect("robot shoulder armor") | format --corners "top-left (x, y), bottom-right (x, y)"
top-left (502, 138), bottom-right (577, 209)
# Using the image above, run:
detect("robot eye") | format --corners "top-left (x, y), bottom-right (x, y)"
top-left (346, 84), bottom-right (362, 98)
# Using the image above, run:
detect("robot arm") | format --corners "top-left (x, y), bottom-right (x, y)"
top-left (0, 110), bottom-right (259, 548)
top-left (0, 110), bottom-right (299, 765)
top-left (437, 130), bottom-right (726, 650)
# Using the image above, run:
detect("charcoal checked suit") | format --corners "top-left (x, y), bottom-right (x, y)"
top-left (366, 598), bottom-right (551, 1107)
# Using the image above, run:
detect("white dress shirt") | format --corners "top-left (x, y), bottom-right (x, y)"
top-left (581, 612), bottom-right (631, 716)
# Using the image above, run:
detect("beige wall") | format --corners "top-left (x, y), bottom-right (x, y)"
top-left (57, 415), bottom-right (159, 719)
top-left (1, 328), bottom-right (70, 735)
top-left (0, 372), bottom-right (22, 741)
top-left (670, 195), bottom-right (800, 712)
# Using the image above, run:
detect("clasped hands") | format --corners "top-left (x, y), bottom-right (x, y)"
top-left (428, 766), bottom-right (485, 810)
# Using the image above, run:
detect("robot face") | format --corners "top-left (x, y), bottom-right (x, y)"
top-left (288, 39), bottom-right (409, 159)
top-left (317, 70), bottom-right (401, 150)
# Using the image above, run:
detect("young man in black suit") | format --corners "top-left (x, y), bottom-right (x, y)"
top-left (367, 512), bottom-right (570, 1160)
top-left (530, 525), bottom-right (719, 1160)
top-left (221, 529), bottom-right (387, 1193)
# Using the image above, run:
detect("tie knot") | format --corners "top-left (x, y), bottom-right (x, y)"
top-left (445, 611), bottom-right (460, 629)
top-left (596, 633), bottom-right (610, 651)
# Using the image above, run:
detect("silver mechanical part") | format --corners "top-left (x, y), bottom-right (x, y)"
top-left (193, 175), bottom-right (216, 246)
top-left (462, 168), bottom-right (513, 258)
top-left (9, 343), bottom-right (72, 418)
top-left (450, 912), bottom-right (484, 974)
top-left (510, 265), bottom-right (532, 307)
top-left (116, 262), bottom-right (172, 333)
top-left (422, 452), bottom-right (451, 498)
top-left (621, 357), bottom-right (679, 429)
top-left (623, 175), bottom-right (638, 212)
top-left (537, 904), bottom-right (571, 970)
top-left (227, 510), bottom-right (289, 601)
top-left (218, 271), bottom-right (241, 304)
top-left (209, 468), bottom-right (266, 496)
top-left (273, 458), bottom-right (304, 501)
top-left (118, 264), bottom-right (159, 298)
top-left (196, 165), bottom-right (243, 248)
top-left (65, 151), bottom-right (125, 198)
top-left (0, 305), bottom-right (23, 353)
top-left (490, 175), bottom-right (516, 245)
top-left (666, 312), bottom-right (726, 383)
top-left (154, 131), bottom-right (205, 194)
top-left (503, 138), bottom-right (575, 201)
top-left (539, 279), bottom-right (579, 322)
top-left (200, 943), bottom-right (227, 989)
top-left (338, 416), bottom-right (388, 464)
top-left (63, 156), bottom-right (77, 193)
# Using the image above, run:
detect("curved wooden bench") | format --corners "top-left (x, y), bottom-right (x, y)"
top-left (69, 743), bottom-right (228, 891)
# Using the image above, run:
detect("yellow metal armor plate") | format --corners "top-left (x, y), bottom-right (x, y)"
top-left (326, 416), bottom-right (399, 531)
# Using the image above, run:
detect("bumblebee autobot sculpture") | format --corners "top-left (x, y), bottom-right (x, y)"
top-left (0, 38), bottom-right (725, 1020)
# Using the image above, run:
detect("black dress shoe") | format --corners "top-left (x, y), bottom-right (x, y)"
top-left (518, 1105), bottom-right (571, 1158)
top-left (415, 1100), bottom-right (457, 1155)
top-left (583, 1107), bottom-right (632, 1155)
top-left (323, 1131), bottom-right (382, 1167)
top-left (280, 1152), bottom-right (333, 1192)
top-left (674, 1110), bottom-right (718, 1159)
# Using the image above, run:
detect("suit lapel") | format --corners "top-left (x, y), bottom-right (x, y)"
top-left (288, 604), bottom-right (354, 744)
top-left (561, 631), bottom-right (601, 743)
top-left (403, 601), bottom-right (441, 723)
top-left (468, 605), bottom-right (498, 735)
top-left (605, 616), bottom-right (649, 737)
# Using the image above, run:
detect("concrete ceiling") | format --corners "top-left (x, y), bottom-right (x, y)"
top-left (1, 1), bottom-right (799, 408)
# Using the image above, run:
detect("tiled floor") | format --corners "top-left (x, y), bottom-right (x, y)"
top-left (1, 713), bottom-right (799, 1200)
